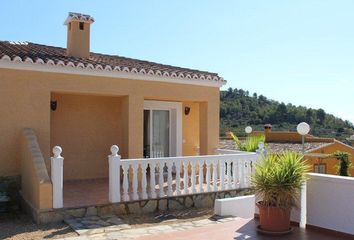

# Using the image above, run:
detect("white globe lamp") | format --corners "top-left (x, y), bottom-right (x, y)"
top-left (297, 122), bottom-right (310, 154)
top-left (245, 126), bottom-right (253, 134)
top-left (297, 122), bottom-right (310, 136)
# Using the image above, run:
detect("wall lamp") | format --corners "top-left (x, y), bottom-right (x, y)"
top-left (51, 100), bottom-right (57, 111)
top-left (184, 106), bottom-right (191, 115)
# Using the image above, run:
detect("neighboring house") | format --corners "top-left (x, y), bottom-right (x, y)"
top-left (305, 140), bottom-right (354, 176)
top-left (220, 124), bottom-right (354, 176)
top-left (0, 13), bottom-right (236, 221)
top-left (252, 124), bottom-right (334, 143)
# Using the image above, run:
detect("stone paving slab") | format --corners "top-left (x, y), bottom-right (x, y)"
top-left (61, 215), bottom-right (238, 240)
top-left (65, 215), bottom-right (132, 235)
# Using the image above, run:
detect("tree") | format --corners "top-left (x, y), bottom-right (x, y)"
top-left (306, 109), bottom-right (314, 124)
top-left (316, 108), bottom-right (326, 124)
top-left (275, 103), bottom-right (288, 122)
top-left (332, 151), bottom-right (352, 176)
top-left (219, 87), bottom-right (354, 139)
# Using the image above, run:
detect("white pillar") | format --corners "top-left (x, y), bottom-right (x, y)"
top-left (300, 181), bottom-right (307, 228)
top-left (108, 145), bottom-right (121, 203)
top-left (51, 146), bottom-right (64, 209)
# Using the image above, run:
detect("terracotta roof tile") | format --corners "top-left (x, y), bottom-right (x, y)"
top-left (0, 41), bottom-right (225, 84)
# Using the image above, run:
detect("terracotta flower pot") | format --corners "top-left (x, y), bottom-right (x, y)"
top-left (257, 202), bottom-right (291, 232)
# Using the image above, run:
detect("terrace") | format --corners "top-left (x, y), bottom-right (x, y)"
top-left (20, 129), bottom-right (354, 239)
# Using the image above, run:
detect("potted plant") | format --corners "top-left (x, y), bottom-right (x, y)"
top-left (252, 151), bottom-right (309, 234)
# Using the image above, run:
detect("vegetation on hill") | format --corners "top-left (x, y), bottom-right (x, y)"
top-left (220, 88), bottom-right (354, 141)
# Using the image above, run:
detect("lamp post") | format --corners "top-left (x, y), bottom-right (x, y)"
top-left (297, 122), bottom-right (310, 154)
top-left (245, 126), bottom-right (252, 135)
top-left (296, 122), bottom-right (310, 229)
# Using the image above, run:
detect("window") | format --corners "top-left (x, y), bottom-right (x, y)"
top-left (79, 22), bottom-right (84, 30)
top-left (314, 163), bottom-right (326, 174)
top-left (68, 23), bottom-right (71, 31)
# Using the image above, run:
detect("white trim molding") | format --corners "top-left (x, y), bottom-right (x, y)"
top-left (0, 55), bottom-right (226, 88)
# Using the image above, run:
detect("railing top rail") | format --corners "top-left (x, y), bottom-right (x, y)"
top-left (120, 152), bottom-right (259, 165)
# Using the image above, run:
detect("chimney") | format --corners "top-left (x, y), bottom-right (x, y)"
top-left (64, 12), bottom-right (94, 58)
top-left (264, 124), bottom-right (272, 134)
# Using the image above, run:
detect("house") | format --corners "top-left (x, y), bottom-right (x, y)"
top-left (2, 13), bottom-right (264, 223)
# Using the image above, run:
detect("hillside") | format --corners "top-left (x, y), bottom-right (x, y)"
top-left (220, 88), bottom-right (354, 141)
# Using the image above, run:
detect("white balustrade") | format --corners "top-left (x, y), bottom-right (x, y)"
top-left (51, 146), bottom-right (64, 208)
top-left (108, 145), bottom-right (262, 203)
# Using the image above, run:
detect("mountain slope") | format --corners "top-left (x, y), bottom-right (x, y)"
top-left (220, 88), bottom-right (354, 141)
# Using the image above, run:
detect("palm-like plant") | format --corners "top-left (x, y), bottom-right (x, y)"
top-left (252, 151), bottom-right (309, 209)
top-left (230, 132), bottom-right (265, 152)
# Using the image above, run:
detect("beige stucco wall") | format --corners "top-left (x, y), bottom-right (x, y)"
top-left (182, 102), bottom-right (200, 156)
top-left (51, 93), bottom-right (124, 180)
top-left (0, 68), bottom-right (220, 179)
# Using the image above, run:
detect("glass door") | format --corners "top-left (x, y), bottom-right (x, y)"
top-left (144, 109), bottom-right (170, 158)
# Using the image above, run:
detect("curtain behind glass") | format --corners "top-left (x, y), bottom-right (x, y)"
top-left (152, 110), bottom-right (170, 157)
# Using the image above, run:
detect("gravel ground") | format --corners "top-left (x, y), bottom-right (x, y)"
top-left (0, 213), bottom-right (77, 240)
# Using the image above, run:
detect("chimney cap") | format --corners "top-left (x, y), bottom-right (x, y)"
top-left (64, 12), bottom-right (94, 25)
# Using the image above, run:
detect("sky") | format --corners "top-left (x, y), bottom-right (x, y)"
top-left (1, 1), bottom-right (353, 123)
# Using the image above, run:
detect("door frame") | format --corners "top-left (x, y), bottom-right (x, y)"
top-left (143, 100), bottom-right (182, 157)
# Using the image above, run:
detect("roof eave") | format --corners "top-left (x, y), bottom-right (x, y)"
top-left (0, 58), bottom-right (226, 88)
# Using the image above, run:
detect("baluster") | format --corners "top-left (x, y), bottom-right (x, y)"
top-left (206, 160), bottom-right (211, 192)
top-left (198, 159), bottom-right (204, 193)
top-left (122, 164), bottom-right (129, 201)
top-left (131, 163), bottom-right (139, 200)
top-left (158, 162), bottom-right (165, 197)
top-left (226, 159), bottom-right (232, 190)
top-left (240, 159), bottom-right (245, 188)
top-left (141, 162), bottom-right (148, 199)
top-left (220, 159), bottom-right (225, 190)
top-left (175, 161), bottom-right (181, 195)
top-left (191, 161), bottom-right (197, 193)
top-left (183, 161), bottom-right (189, 194)
top-left (149, 162), bottom-right (156, 198)
top-left (167, 161), bottom-right (173, 196)
top-left (212, 160), bottom-right (218, 191)
top-left (246, 159), bottom-right (252, 187)
top-left (233, 159), bottom-right (238, 189)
